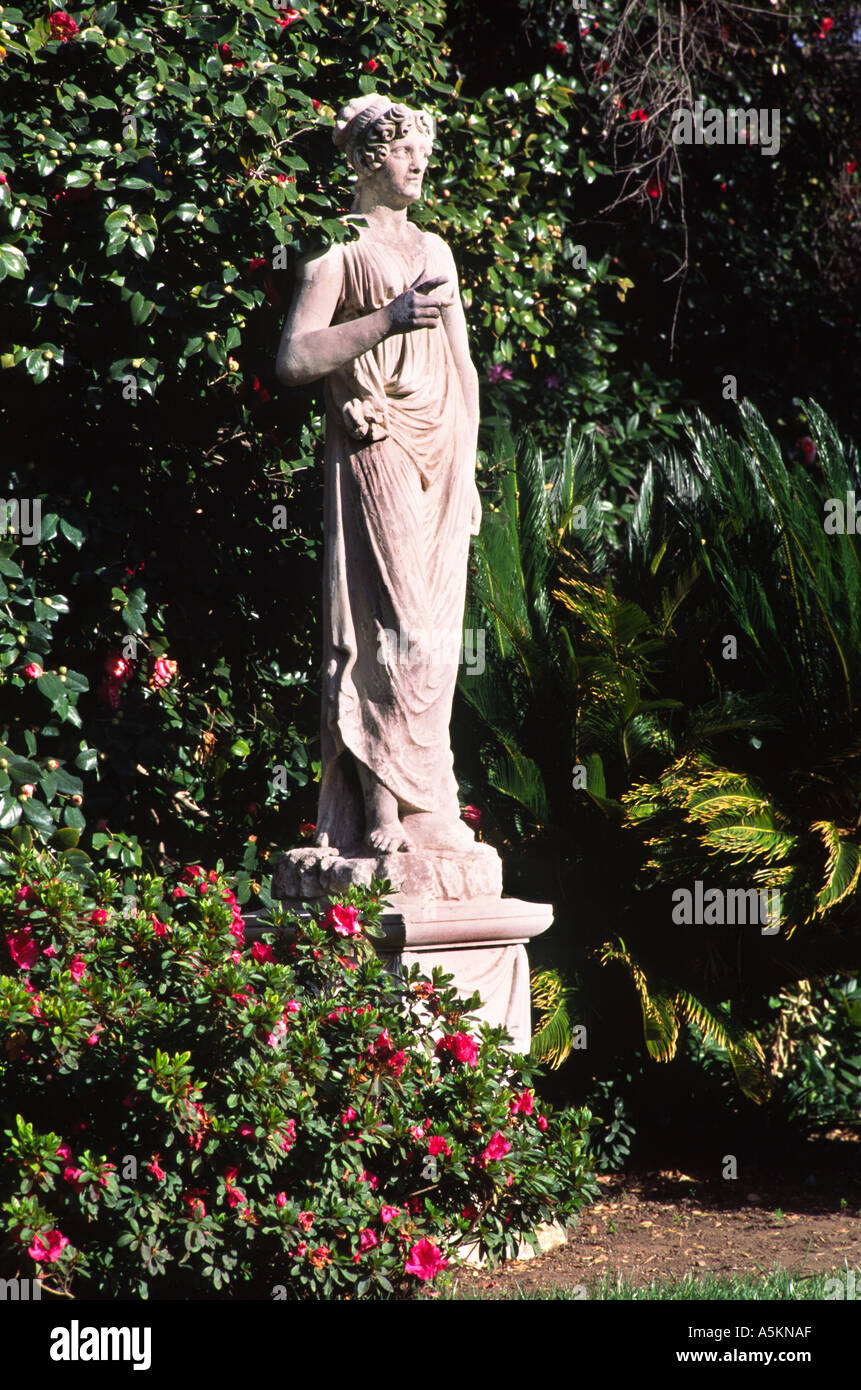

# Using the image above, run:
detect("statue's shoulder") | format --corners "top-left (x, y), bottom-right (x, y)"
top-left (295, 240), bottom-right (346, 284)
top-left (418, 228), bottom-right (456, 266)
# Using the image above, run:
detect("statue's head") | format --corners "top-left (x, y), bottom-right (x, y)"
top-left (333, 95), bottom-right (435, 183)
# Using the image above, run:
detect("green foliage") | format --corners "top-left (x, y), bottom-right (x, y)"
top-left (459, 399), bottom-right (861, 1113)
top-left (0, 843), bottom-right (596, 1298)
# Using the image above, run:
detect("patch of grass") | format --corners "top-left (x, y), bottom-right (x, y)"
top-left (444, 1265), bottom-right (861, 1301)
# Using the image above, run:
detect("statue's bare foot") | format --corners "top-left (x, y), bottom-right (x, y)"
top-left (366, 821), bottom-right (412, 854)
top-left (357, 760), bottom-right (411, 855)
top-left (313, 829), bottom-right (331, 848)
top-left (401, 811), bottom-right (475, 852)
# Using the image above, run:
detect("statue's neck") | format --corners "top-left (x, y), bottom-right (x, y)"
top-left (350, 195), bottom-right (413, 239)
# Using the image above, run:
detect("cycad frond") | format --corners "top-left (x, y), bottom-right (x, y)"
top-left (529, 968), bottom-right (575, 1069)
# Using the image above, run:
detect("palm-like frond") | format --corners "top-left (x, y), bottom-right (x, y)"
top-left (529, 968), bottom-right (575, 1069)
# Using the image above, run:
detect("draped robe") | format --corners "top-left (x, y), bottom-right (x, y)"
top-left (315, 226), bottom-right (476, 852)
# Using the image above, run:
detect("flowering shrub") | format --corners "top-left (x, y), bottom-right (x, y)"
top-left (0, 843), bottom-right (596, 1299)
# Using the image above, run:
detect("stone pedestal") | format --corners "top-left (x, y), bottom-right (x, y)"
top-left (270, 845), bottom-right (553, 1052)
top-left (375, 896), bottom-right (553, 1052)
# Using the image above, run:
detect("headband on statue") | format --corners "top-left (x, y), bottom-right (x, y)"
top-left (333, 94), bottom-right (435, 177)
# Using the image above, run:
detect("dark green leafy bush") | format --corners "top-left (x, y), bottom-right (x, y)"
top-left (0, 840), bottom-right (596, 1298)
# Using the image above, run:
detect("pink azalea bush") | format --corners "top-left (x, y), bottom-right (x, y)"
top-left (0, 844), bottom-right (596, 1300)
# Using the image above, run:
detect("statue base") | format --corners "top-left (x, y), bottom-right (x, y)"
top-left (271, 841), bottom-right (503, 903)
top-left (266, 849), bottom-right (553, 1050)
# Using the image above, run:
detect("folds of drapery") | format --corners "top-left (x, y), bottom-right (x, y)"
top-left (314, 233), bottom-right (473, 852)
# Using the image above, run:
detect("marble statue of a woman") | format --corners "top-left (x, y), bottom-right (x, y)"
top-left (276, 94), bottom-right (481, 860)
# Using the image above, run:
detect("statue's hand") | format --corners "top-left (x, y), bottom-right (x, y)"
top-left (386, 269), bottom-right (448, 335)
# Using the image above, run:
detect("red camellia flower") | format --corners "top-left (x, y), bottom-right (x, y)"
top-left (251, 941), bottom-right (275, 963)
top-left (298, 821), bottom-right (316, 838)
top-left (28, 1229), bottom-right (69, 1262)
top-left (436, 1031), bottom-right (480, 1066)
top-left (593, 59), bottom-right (610, 77)
top-left (629, 108), bottom-right (648, 123)
top-left (404, 1237), bottom-right (448, 1281)
top-left (90, 909), bottom-right (109, 926)
top-left (151, 917), bottom-right (169, 938)
top-left (148, 656), bottom-right (177, 690)
top-left (552, 41), bottom-right (567, 54)
top-left (23, 662), bottom-right (43, 679)
top-left (321, 903), bottom-right (361, 937)
top-left (48, 12), bottom-right (79, 42)
top-left (364, 58), bottom-right (378, 72)
top-left (7, 928), bottom-right (39, 971)
top-left (646, 175), bottom-right (665, 199)
top-left (509, 1089), bottom-right (534, 1116)
top-left (275, 8), bottom-right (300, 25)
top-left (428, 1135), bottom-right (451, 1158)
top-left (817, 16), bottom-right (834, 38)
top-left (481, 1130), bottom-right (512, 1163)
top-left (312, 99), bottom-right (322, 111)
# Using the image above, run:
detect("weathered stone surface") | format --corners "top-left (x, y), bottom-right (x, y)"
top-left (271, 841), bottom-right (503, 903)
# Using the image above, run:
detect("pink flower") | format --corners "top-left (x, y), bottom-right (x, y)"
top-left (360, 1170), bottom-right (378, 1190)
top-left (311, 100), bottom-right (321, 112)
top-left (481, 1131), bottom-right (512, 1163)
top-left (146, 1155), bottom-right (166, 1181)
top-left (266, 1018), bottom-right (289, 1048)
top-left (509, 1089), bottom-right (534, 1116)
top-left (436, 1032), bottom-right (480, 1066)
top-left (42, 945), bottom-right (57, 958)
top-left (297, 1210), bottom-right (314, 1230)
top-left (86, 1025), bottom-right (104, 1046)
top-left (278, 1119), bottom-right (296, 1152)
top-left (428, 1135), bottom-right (452, 1157)
top-left (6, 928), bottom-right (38, 970)
top-left (275, 8), bottom-right (300, 24)
top-left (69, 954), bottom-right (87, 983)
top-left (239, 1123), bottom-right (254, 1138)
top-left (148, 656), bottom-right (177, 690)
top-left (342, 1107), bottom-right (359, 1125)
top-left (182, 865), bottom-right (205, 882)
top-left (28, 1229), bottom-right (69, 1262)
top-left (48, 12), bottom-right (78, 42)
top-left (23, 663), bottom-right (43, 679)
top-left (251, 941), bottom-right (274, 963)
top-left (487, 364), bottom-right (513, 384)
top-left (537, 1114), bottom-right (548, 1132)
top-left (275, 1191), bottom-right (287, 1208)
top-left (404, 1237), bottom-right (448, 1281)
top-left (56, 1143), bottom-right (71, 1161)
top-left (172, 886), bottom-right (187, 900)
top-left (90, 909), bottom-right (109, 926)
top-left (460, 803), bottom-right (482, 828)
top-left (15, 885), bottom-right (36, 903)
top-left (381, 1205), bottom-right (400, 1224)
top-left (359, 1227), bottom-right (378, 1251)
top-left (183, 1189), bottom-right (206, 1220)
top-left (63, 1166), bottom-right (84, 1186)
top-left (321, 903), bottom-right (361, 937)
top-left (409, 1125), bottom-right (424, 1141)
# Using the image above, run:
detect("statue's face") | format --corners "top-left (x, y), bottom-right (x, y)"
top-left (365, 130), bottom-right (431, 208)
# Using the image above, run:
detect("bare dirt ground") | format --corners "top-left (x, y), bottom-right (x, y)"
top-left (454, 1133), bottom-right (861, 1296)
